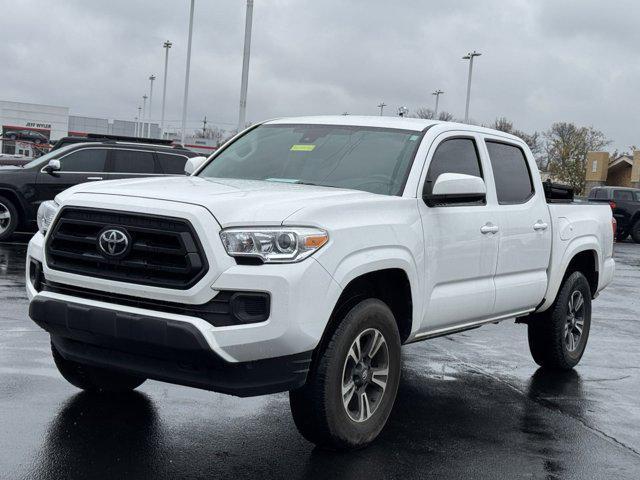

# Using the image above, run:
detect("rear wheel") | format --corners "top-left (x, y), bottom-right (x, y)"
top-left (631, 220), bottom-right (640, 244)
top-left (289, 299), bottom-right (401, 450)
top-left (0, 195), bottom-right (18, 241)
top-left (528, 271), bottom-right (591, 370)
top-left (52, 342), bottom-right (146, 393)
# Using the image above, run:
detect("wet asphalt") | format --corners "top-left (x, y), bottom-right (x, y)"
top-left (1, 235), bottom-right (639, 479)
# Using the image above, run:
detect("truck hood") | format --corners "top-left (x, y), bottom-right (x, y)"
top-left (60, 176), bottom-right (378, 227)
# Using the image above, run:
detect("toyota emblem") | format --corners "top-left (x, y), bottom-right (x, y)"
top-left (98, 228), bottom-right (130, 258)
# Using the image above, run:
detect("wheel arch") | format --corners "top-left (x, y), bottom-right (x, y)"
top-left (539, 238), bottom-right (600, 312)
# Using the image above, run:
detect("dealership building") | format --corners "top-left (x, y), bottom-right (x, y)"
top-left (0, 100), bottom-right (216, 157)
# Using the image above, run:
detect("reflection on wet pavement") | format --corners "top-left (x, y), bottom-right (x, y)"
top-left (1, 240), bottom-right (639, 479)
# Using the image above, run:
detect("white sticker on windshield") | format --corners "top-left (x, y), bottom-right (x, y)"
top-left (409, 135), bottom-right (419, 141)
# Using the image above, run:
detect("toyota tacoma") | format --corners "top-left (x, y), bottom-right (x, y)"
top-left (25, 116), bottom-right (615, 449)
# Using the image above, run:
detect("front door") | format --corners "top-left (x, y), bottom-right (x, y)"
top-left (417, 133), bottom-right (500, 334)
top-left (35, 147), bottom-right (109, 206)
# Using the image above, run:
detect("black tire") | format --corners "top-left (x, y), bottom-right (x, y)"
top-left (631, 220), bottom-right (640, 244)
top-left (528, 271), bottom-right (592, 370)
top-left (616, 230), bottom-right (629, 242)
top-left (51, 342), bottom-right (146, 393)
top-left (289, 298), bottom-right (401, 450)
top-left (0, 195), bottom-right (19, 242)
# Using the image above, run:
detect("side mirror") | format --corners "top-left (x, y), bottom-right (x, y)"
top-left (184, 156), bottom-right (207, 175)
top-left (424, 173), bottom-right (486, 206)
top-left (43, 159), bottom-right (61, 174)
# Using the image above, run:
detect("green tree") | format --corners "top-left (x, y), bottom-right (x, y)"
top-left (544, 122), bottom-right (610, 194)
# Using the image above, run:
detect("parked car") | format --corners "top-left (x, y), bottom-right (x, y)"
top-left (0, 154), bottom-right (32, 167)
top-left (26, 116), bottom-right (615, 450)
top-left (588, 186), bottom-right (640, 242)
top-left (0, 140), bottom-right (201, 240)
top-left (3, 129), bottom-right (49, 144)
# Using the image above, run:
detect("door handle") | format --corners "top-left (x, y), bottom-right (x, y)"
top-left (86, 176), bottom-right (103, 180)
top-left (480, 223), bottom-right (499, 234)
top-left (533, 221), bottom-right (548, 231)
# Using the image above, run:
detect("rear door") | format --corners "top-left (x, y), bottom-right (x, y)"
top-left (483, 138), bottom-right (551, 316)
top-left (612, 189), bottom-right (638, 232)
top-left (417, 132), bottom-right (500, 333)
top-left (106, 148), bottom-right (160, 180)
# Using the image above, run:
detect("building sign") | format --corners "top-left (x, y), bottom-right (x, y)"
top-left (26, 122), bottom-right (52, 129)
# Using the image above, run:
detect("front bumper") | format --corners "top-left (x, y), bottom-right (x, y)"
top-left (30, 295), bottom-right (312, 397)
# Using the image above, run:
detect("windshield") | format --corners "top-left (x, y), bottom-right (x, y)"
top-left (22, 144), bottom-right (78, 168)
top-left (197, 124), bottom-right (423, 195)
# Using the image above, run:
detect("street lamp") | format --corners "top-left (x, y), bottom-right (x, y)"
top-left (137, 106), bottom-right (142, 137)
top-left (432, 90), bottom-right (444, 116)
top-left (147, 75), bottom-right (156, 138)
top-left (160, 40), bottom-right (172, 139)
top-left (238, 0), bottom-right (254, 132)
top-left (377, 102), bottom-right (386, 116)
top-left (462, 51), bottom-right (481, 123)
top-left (181, 0), bottom-right (195, 145)
top-left (142, 94), bottom-right (148, 138)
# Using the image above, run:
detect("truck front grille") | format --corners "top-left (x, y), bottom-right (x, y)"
top-left (45, 208), bottom-right (208, 289)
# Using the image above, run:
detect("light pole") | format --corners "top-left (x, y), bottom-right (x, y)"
top-left (147, 75), bottom-right (156, 138)
top-left (181, 0), bottom-right (195, 145)
top-left (238, 0), bottom-right (254, 132)
top-left (432, 89), bottom-right (444, 116)
top-left (462, 51), bottom-right (481, 123)
top-left (160, 40), bottom-right (172, 139)
top-left (137, 106), bottom-right (142, 137)
top-left (134, 116), bottom-right (138, 137)
top-left (377, 102), bottom-right (386, 116)
top-left (142, 94), bottom-right (148, 138)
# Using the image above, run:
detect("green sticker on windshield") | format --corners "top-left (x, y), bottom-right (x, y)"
top-left (290, 144), bottom-right (316, 152)
top-left (409, 135), bottom-right (419, 141)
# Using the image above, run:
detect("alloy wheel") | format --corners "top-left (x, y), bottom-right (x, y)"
top-left (0, 202), bottom-right (11, 235)
top-left (564, 290), bottom-right (585, 352)
top-left (341, 328), bottom-right (390, 422)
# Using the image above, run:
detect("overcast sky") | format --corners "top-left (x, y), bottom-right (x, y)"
top-left (0, 0), bottom-right (637, 149)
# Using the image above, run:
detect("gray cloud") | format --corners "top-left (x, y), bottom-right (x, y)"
top-left (0, 0), bottom-right (636, 149)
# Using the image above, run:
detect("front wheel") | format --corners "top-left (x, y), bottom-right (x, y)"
top-left (52, 342), bottom-right (146, 393)
top-left (528, 271), bottom-right (592, 370)
top-left (289, 298), bottom-right (401, 450)
top-left (0, 195), bottom-right (18, 241)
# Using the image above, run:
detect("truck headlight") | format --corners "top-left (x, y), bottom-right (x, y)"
top-left (220, 227), bottom-right (328, 263)
top-left (37, 200), bottom-right (59, 234)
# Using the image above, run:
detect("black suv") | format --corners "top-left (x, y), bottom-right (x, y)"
top-left (588, 186), bottom-right (640, 242)
top-left (0, 141), bottom-right (199, 240)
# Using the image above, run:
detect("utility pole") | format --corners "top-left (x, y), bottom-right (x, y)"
top-left (462, 51), bottom-right (481, 123)
top-left (147, 75), bottom-right (156, 138)
top-left (141, 95), bottom-right (148, 138)
top-left (237, 0), bottom-right (254, 132)
top-left (181, 0), bottom-right (195, 145)
top-left (432, 89), bottom-right (444, 116)
top-left (202, 116), bottom-right (208, 136)
top-left (160, 40), bottom-right (172, 139)
top-left (377, 102), bottom-right (386, 116)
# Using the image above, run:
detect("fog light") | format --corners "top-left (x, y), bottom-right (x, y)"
top-left (29, 258), bottom-right (44, 292)
top-left (230, 293), bottom-right (270, 324)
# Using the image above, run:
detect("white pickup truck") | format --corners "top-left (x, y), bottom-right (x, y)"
top-left (26, 116), bottom-right (615, 449)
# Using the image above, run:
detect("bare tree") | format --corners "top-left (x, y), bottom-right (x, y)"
top-left (194, 126), bottom-right (226, 146)
top-left (544, 122), bottom-right (610, 194)
top-left (490, 117), bottom-right (543, 168)
top-left (414, 107), bottom-right (454, 122)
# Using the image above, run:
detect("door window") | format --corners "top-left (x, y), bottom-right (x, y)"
top-left (157, 153), bottom-right (189, 174)
top-left (59, 149), bottom-right (107, 172)
top-left (485, 141), bottom-right (534, 205)
top-left (424, 138), bottom-right (483, 196)
top-left (613, 190), bottom-right (634, 201)
top-left (110, 150), bottom-right (156, 174)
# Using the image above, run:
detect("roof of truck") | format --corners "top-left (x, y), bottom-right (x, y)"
top-left (264, 115), bottom-right (524, 142)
